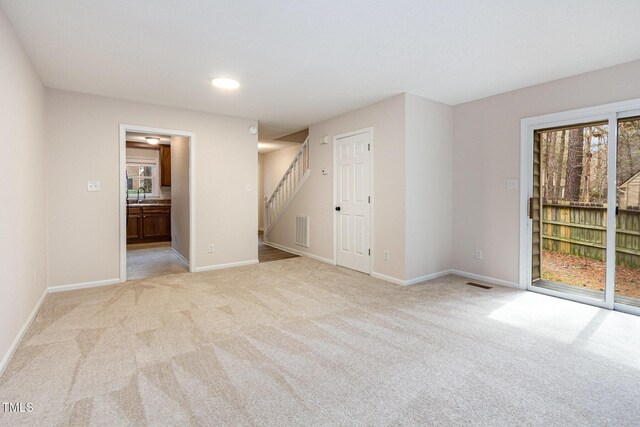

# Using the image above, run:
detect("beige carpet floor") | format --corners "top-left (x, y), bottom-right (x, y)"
top-left (1, 257), bottom-right (639, 426)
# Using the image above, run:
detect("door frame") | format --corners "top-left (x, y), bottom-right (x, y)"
top-left (119, 124), bottom-right (196, 282)
top-left (520, 98), bottom-right (640, 315)
top-left (333, 127), bottom-right (374, 274)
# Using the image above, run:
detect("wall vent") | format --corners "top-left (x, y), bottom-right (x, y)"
top-left (465, 282), bottom-right (492, 290)
top-left (295, 215), bottom-right (309, 247)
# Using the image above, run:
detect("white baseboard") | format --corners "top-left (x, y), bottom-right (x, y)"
top-left (450, 269), bottom-right (521, 289)
top-left (263, 241), bottom-right (335, 265)
top-left (47, 278), bottom-right (121, 293)
top-left (372, 269), bottom-right (452, 286)
top-left (194, 259), bottom-right (258, 273)
top-left (404, 270), bottom-right (452, 285)
top-left (371, 271), bottom-right (405, 285)
top-left (0, 287), bottom-right (47, 376)
top-left (373, 269), bottom-right (520, 289)
top-left (170, 248), bottom-right (190, 268)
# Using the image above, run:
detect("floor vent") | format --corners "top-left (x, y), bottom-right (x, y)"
top-left (295, 215), bottom-right (309, 247)
top-left (465, 282), bottom-right (492, 290)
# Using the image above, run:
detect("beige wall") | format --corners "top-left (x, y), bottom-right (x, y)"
top-left (262, 145), bottom-right (300, 198)
top-left (170, 136), bottom-right (190, 261)
top-left (259, 145), bottom-right (301, 231)
top-left (45, 89), bottom-right (258, 286)
top-left (453, 59), bottom-right (640, 285)
top-left (0, 10), bottom-right (47, 370)
top-left (258, 154), bottom-right (264, 230)
top-left (267, 94), bottom-right (408, 279)
top-left (126, 146), bottom-right (171, 199)
top-left (405, 94), bottom-right (453, 279)
top-left (267, 93), bottom-right (454, 282)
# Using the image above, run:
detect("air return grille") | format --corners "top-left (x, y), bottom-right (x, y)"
top-left (295, 215), bottom-right (309, 247)
top-left (465, 282), bottom-right (492, 290)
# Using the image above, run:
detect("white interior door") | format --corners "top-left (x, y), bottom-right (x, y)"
top-left (336, 130), bottom-right (372, 274)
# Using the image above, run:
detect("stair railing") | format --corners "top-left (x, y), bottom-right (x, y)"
top-left (264, 136), bottom-right (310, 232)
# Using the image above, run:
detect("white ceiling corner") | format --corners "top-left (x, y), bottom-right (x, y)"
top-left (2, 0), bottom-right (640, 139)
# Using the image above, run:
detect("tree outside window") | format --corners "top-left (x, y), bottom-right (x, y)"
top-left (126, 160), bottom-right (158, 198)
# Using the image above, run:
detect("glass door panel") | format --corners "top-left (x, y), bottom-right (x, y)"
top-left (615, 116), bottom-right (640, 308)
top-left (533, 122), bottom-right (609, 300)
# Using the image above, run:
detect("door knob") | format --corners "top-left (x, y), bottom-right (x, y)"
top-left (335, 206), bottom-right (341, 211)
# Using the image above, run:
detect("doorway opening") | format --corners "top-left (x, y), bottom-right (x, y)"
top-left (257, 129), bottom-right (307, 263)
top-left (119, 125), bottom-right (195, 282)
top-left (521, 100), bottom-right (640, 316)
top-left (334, 128), bottom-right (373, 274)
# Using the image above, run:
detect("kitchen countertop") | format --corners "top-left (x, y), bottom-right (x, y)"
top-left (127, 200), bottom-right (171, 208)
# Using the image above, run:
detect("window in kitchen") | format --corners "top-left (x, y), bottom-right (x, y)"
top-left (126, 158), bottom-right (158, 198)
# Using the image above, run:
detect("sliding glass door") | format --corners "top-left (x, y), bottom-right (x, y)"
top-left (533, 122), bottom-right (609, 301)
top-left (525, 104), bottom-right (640, 315)
top-left (615, 116), bottom-right (640, 309)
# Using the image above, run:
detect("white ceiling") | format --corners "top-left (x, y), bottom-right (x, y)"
top-left (3, 0), bottom-right (640, 139)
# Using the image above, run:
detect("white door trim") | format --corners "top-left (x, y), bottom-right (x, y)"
top-left (119, 124), bottom-right (196, 282)
top-left (333, 127), bottom-right (374, 274)
top-left (519, 97), bottom-right (640, 310)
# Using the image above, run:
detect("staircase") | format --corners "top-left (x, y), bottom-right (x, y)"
top-left (264, 136), bottom-right (310, 234)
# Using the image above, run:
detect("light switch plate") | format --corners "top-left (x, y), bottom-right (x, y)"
top-left (87, 181), bottom-right (101, 191)
top-left (506, 179), bottom-right (519, 190)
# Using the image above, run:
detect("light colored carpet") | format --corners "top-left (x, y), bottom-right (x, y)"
top-left (1, 257), bottom-right (639, 426)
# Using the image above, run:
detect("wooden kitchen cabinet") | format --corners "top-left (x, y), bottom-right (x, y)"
top-left (127, 207), bottom-right (142, 241)
top-left (127, 205), bottom-right (171, 243)
top-left (141, 207), bottom-right (171, 240)
top-left (160, 145), bottom-right (171, 186)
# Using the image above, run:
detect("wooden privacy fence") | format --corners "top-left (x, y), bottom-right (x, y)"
top-left (542, 203), bottom-right (640, 269)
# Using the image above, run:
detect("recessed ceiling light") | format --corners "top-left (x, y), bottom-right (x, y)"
top-left (212, 77), bottom-right (240, 89)
top-left (145, 137), bottom-right (160, 145)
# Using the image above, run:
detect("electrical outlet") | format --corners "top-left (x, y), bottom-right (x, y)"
top-left (384, 250), bottom-right (390, 261)
top-left (173, 233), bottom-right (178, 243)
top-left (475, 249), bottom-right (483, 260)
top-left (506, 178), bottom-right (519, 190)
top-left (246, 184), bottom-right (252, 192)
top-left (87, 180), bottom-right (101, 191)
top-left (208, 244), bottom-right (215, 253)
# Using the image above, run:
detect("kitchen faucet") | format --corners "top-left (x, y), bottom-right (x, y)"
top-left (136, 187), bottom-right (146, 203)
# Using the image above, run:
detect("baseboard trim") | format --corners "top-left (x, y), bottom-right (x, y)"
top-left (372, 270), bottom-right (452, 286)
top-left (450, 269), bottom-right (521, 289)
top-left (194, 259), bottom-right (259, 273)
top-left (170, 248), bottom-right (190, 268)
top-left (404, 270), bottom-right (452, 285)
top-left (263, 241), bottom-right (335, 265)
top-left (47, 278), bottom-right (121, 293)
top-left (371, 272), bottom-right (405, 285)
top-left (0, 287), bottom-right (47, 376)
